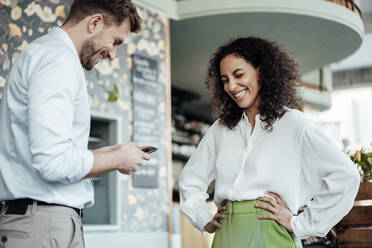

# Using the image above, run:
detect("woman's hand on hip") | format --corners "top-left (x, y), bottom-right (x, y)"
top-left (255, 192), bottom-right (293, 233)
top-left (204, 200), bottom-right (227, 233)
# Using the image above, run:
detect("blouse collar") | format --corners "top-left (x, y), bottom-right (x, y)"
top-left (242, 111), bottom-right (261, 128)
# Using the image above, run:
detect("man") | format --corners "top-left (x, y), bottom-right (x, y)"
top-left (0, 0), bottom-right (148, 247)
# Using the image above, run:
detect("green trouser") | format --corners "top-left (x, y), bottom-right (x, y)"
top-left (212, 200), bottom-right (303, 248)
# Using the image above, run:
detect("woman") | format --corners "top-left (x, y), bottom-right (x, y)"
top-left (179, 37), bottom-right (360, 248)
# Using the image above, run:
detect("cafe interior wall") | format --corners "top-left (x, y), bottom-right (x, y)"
top-left (0, 0), bottom-right (170, 234)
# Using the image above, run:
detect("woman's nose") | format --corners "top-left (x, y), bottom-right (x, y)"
top-left (227, 79), bottom-right (238, 92)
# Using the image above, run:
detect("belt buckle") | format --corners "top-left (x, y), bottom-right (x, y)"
top-left (78, 209), bottom-right (84, 218)
top-left (1, 201), bottom-right (5, 213)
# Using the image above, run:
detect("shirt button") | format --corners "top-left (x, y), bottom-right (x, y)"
top-left (1, 236), bottom-right (7, 244)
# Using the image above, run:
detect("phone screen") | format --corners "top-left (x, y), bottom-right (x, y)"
top-left (141, 146), bottom-right (157, 154)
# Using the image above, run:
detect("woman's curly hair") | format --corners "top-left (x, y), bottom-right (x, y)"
top-left (206, 37), bottom-right (302, 131)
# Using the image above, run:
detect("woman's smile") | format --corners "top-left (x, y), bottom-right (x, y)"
top-left (231, 89), bottom-right (248, 100)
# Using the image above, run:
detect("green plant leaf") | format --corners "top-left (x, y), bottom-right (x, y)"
top-left (360, 161), bottom-right (369, 170)
top-left (108, 92), bottom-right (118, 102)
top-left (368, 157), bottom-right (372, 166)
top-left (107, 84), bottom-right (119, 102)
top-left (350, 155), bottom-right (356, 163)
top-left (361, 152), bottom-right (368, 162)
top-left (114, 83), bottom-right (119, 93)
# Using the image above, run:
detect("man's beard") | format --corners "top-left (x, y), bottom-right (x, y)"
top-left (80, 38), bottom-right (101, 71)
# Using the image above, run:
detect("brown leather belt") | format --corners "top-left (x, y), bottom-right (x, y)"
top-left (4, 198), bottom-right (83, 217)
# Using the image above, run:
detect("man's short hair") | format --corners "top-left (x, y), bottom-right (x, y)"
top-left (65, 0), bottom-right (141, 33)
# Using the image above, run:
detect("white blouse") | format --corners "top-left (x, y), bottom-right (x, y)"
top-left (179, 109), bottom-right (360, 239)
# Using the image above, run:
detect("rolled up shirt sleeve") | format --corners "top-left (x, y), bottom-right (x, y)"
top-left (27, 53), bottom-right (93, 184)
top-left (291, 123), bottom-right (360, 238)
top-left (179, 124), bottom-right (217, 232)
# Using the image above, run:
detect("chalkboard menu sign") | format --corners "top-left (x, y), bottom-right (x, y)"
top-left (131, 54), bottom-right (159, 188)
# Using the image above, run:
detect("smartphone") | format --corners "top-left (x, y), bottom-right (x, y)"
top-left (141, 146), bottom-right (158, 154)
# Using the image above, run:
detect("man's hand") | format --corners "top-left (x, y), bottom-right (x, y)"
top-left (204, 200), bottom-right (227, 233)
top-left (87, 142), bottom-right (150, 178)
top-left (255, 192), bottom-right (293, 233)
top-left (115, 142), bottom-right (150, 175)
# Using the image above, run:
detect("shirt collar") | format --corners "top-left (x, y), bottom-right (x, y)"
top-left (242, 111), bottom-right (261, 127)
top-left (238, 112), bottom-right (261, 145)
top-left (48, 27), bottom-right (80, 61)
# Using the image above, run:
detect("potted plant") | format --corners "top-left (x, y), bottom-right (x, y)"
top-left (349, 143), bottom-right (372, 182)
top-left (333, 144), bottom-right (372, 247)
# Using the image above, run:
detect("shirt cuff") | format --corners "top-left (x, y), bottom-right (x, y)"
top-left (291, 215), bottom-right (309, 239)
top-left (195, 205), bottom-right (214, 232)
top-left (181, 197), bottom-right (214, 232)
top-left (67, 149), bottom-right (94, 182)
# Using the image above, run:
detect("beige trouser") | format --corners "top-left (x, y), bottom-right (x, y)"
top-left (0, 201), bottom-right (84, 248)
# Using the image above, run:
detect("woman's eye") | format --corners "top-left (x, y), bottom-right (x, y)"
top-left (235, 74), bottom-right (243, 78)
top-left (113, 40), bottom-right (121, 46)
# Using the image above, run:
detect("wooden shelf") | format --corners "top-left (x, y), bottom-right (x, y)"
top-left (177, 125), bottom-right (202, 135)
top-left (88, 137), bottom-right (105, 143)
top-left (172, 153), bottom-right (190, 162)
top-left (172, 136), bottom-right (196, 145)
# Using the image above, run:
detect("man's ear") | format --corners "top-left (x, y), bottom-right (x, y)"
top-left (87, 14), bottom-right (104, 34)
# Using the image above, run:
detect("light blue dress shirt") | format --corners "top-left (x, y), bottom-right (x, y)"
top-left (0, 27), bottom-right (94, 209)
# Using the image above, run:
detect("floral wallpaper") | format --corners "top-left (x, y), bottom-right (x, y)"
top-left (0, 0), bottom-right (73, 92)
top-left (0, 0), bottom-right (170, 232)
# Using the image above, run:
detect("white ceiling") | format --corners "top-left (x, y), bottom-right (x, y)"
top-left (331, 0), bottom-right (372, 71)
top-left (170, 1), bottom-right (364, 109)
top-left (331, 33), bottom-right (372, 71)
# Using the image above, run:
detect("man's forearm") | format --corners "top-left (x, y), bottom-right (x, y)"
top-left (84, 150), bottom-right (119, 178)
top-left (92, 144), bottom-right (121, 153)
top-left (84, 142), bottom-right (148, 178)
